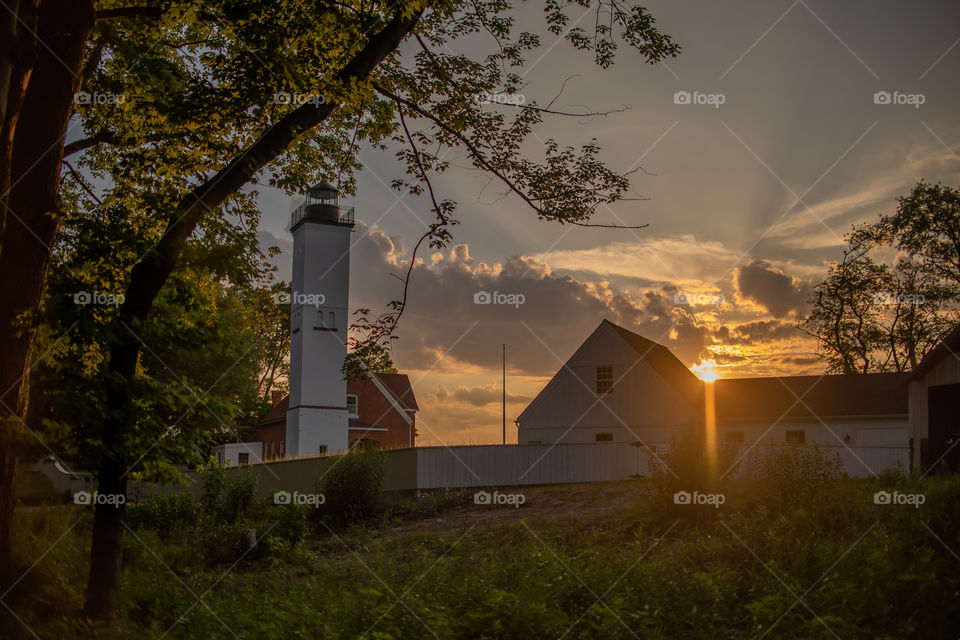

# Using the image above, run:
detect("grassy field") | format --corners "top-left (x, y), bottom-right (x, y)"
top-left (4, 466), bottom-right (960, 639)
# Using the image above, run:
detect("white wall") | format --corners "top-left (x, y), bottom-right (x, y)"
top-left (414, 442), bottom-right (644, 489)
top-left (518, 322), bottom-right (699, 444)
top-left (212, 442), bottom-right (263, 466)
top-left (287, 218), bottom-right (352, 456)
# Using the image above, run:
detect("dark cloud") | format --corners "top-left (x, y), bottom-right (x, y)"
top-left (429, 384), bottom-right (530, 407)
top-left (714, 320), bottom-right (802, 346)
top-left (349, 223), bottom-right (714, 375)
top-left (735, 260), bottom-right (811, 318)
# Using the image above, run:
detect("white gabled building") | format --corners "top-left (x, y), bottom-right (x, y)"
top-left (517, 319), bottom-right (912, 476)
top-left (516, 319), bottom-right (702, 445)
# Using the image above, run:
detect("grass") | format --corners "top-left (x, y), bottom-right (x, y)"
top-left (3, 470), bottom-right (959, 639)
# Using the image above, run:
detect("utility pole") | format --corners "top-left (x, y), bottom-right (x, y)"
top-left (502, 343), bottom-right (506, 445)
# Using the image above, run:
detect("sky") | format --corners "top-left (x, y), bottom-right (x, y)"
top-left (253, 0), bottom-right (960, 445)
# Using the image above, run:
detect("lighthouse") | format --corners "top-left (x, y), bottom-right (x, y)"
top-left (286, 183), bottom-right (355, 457)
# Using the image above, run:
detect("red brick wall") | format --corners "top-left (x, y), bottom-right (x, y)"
top-left (253, 422), bottom-right (286, 459)
top-left (348, 377), bottom-right (415, 449)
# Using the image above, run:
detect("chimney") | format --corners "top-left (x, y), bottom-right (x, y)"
top-left (271, 389), bottom-right (283, 407)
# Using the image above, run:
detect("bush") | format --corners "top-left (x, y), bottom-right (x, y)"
top-left (316, 449), bottom-right (385, 525)
top-left (745, 443), bottom-right (844, 505)
top-left (198, 465), bottom-right (257, 525)
top-left (127, 491), bottom-right (198, 541)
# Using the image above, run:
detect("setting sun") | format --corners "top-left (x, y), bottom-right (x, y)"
top-left (692, 359), bottom-right (719, 382)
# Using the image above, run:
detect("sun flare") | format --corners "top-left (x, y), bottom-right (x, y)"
top-left (692, 359), bottom-right (719, 382)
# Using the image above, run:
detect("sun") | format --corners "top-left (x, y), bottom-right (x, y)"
top-left (692, 359), bottom-right (719, 382)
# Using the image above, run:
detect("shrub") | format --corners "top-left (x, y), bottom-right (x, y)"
top-left (316, 449), bottom-right (385, 525)
top-left (198, 465), bottom-right (257, 525)
top-left (126, 491), bottom-right (198, 541)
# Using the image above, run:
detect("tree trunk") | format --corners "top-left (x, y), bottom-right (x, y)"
top-left (0, 0), bottom-right (93, 577)
top-left (82, 460), bottom-right (126, 621)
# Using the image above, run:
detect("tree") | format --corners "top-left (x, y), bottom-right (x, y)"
top-left (24, 0), bottom-right (679, 620)
top-left (802, 181), bottom-right (960, 373)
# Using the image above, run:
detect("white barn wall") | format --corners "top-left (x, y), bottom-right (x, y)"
top-left (518, 323), bottom-right (698, 444)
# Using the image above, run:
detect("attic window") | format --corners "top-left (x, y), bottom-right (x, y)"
top-left (347, 394), bottom-right (358, 417)
top-left (595, 433), bottom-right (614, 442)
top-left (785, 430), bottom-right (805, 444)
top-left (596, 366), bottom-right (614, 394)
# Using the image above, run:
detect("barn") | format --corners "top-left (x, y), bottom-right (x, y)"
top-left (516, 319), bottom-right (912, 475)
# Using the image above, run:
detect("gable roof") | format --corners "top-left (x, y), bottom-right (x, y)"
top-left (374, 373), bottom-right (420, 411)
top-left (714, 373), bottom-right (909, 421)
top-left (908, 325), bottom-right (960, 381)
top-left (603, 320), bottom-right (704, 410)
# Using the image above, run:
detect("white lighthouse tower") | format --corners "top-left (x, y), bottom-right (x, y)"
top-left (286, 182), bottom-right (355, 457)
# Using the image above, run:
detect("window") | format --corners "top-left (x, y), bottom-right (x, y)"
top-left (725, 431), bottom-right (744, 443)
top-left (347, 394), bottom-right (358, 417)
top-left (237, 452), bottom-right (249, 465)
top-left (328, 311), bottom-right (336, 328)
top-left (318, 444), bottom-right (328, 455)
top-left (596, 366), bottom-right (614, 394)
top-left (595, 433), bottom-right (614, 442)
top-left (785, 430), bottom-right (805, 444)
top-left (279, 441), bottom-right (284, 457)
top-left (268, 442), bottom-right (273, 458)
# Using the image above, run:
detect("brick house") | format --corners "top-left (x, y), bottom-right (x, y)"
top-left (250, 371), bottom-right (419, 460)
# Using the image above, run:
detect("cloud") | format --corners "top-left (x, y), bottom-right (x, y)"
top-left (348, 223), bottom-right (716, 375)
top-left (429, 383), bottom-right (530, 407)
top-left (714, 320), bottom-right (802, 346)
top-left (734, 259), bottom-right (811, 318)
top-left (534, 235), bottom-right (741, 285)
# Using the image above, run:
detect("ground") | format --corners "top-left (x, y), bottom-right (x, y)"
top-left (5, 474), bottom-right (960, 639)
